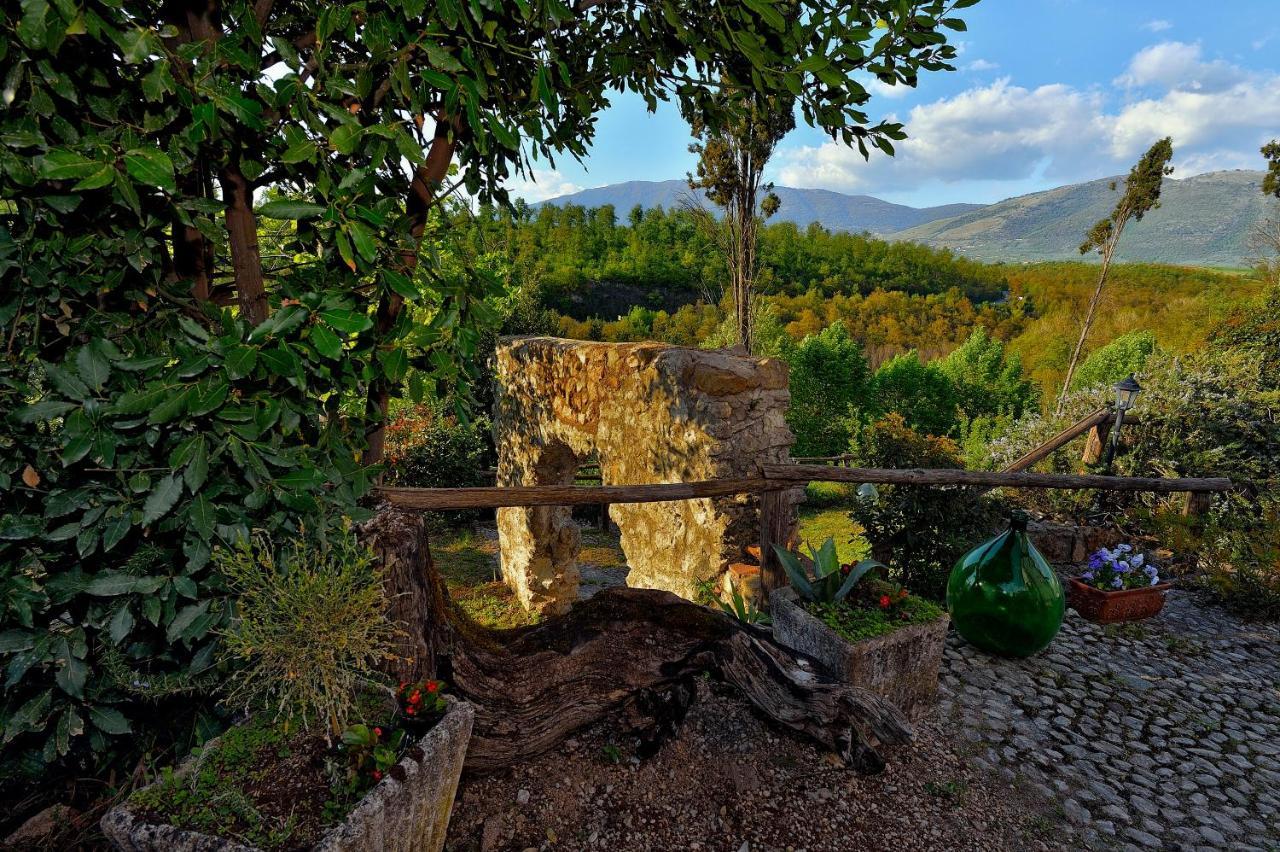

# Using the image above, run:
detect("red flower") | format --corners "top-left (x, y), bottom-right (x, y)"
top-left (409, 690), bottom-right (421, 704)
top-left (426, 681), bottom-right (439, 693)
top-left (373, 727), bottom-right (382, 738)
top-left (899, 588), bottom-right (908, 598)
top-left (406, 705), bottom-right (417, 715)
top-left (372, 770), bottom-right (383, 781)
top-left (879, 595), bottom-right (891, 609)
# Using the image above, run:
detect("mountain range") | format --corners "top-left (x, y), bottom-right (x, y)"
top-left (536, 170), bottom-right (1273, 267)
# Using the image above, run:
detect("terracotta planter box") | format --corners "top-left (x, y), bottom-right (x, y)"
top-left (102, 699), bottom-right (474, 852)
top-left (770, 587), bottom-right (949, 719)
top-left (1066, 578), bottom-right (1172, 624)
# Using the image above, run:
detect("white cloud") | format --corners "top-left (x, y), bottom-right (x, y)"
top-left (777, 78), bottom-right (1107, 191)
top-left (1142, 19), bottom-right (1173, 33)
top-left (966, 59), bottom-right (999, 72)
top-left (504, 168), bottom-right (583, 203)
top-left (775, 45), bottom-right (1280, 195)
top-left (1116, 41), bottom-right (1243, 93)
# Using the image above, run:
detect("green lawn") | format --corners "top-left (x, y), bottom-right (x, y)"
top-left (796, 507), bottom-right (871, 565)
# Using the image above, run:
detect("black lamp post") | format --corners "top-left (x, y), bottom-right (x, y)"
top-left (1102, 374), bottom-right (1142, 471)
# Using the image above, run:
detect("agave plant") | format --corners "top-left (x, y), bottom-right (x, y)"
top-left (717, 586), bottom-right (772, 626)
top-left (773, 537), bottom-right (884, 605)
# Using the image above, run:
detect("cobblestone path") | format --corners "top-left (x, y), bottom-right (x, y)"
top-left (938, 592), bottom-right (1280, 851)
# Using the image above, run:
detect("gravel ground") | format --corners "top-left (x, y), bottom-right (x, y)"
top-left (445, 678), bottom-right (1073, 852)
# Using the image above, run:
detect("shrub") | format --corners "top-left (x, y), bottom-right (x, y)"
top-left (781, 322), bottom-right (871, 457)
top-left (383, 402), bottom-right (494, 492)
top-left (218, 526), bottom-right (399, 737)
top-left (848, 415), bottom-right (1006, 601)
top-left (869, 351), bottom-right (959, 438)
top-left (1187, 496), bottom-right (1280, 620)
top-left (1069, 330), bottom-right (1159, 392)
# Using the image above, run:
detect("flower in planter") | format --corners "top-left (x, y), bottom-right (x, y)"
top-left (773, 537), bottom-right (885, 605)
top-left (1081, 545), bottom-right (1159, 591)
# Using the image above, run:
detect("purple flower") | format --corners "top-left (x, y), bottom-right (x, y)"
top-left (1112, 576), bottom-right (1125, 589)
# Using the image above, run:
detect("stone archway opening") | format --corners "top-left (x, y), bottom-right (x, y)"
top-left (494, 337), bottom-right (799, 615)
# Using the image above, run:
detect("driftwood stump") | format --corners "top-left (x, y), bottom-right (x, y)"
top-left (363, 507), bottom-right (913, 774)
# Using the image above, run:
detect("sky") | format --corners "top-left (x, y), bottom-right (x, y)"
top-left (507, 0), bottom-right (1280, 208)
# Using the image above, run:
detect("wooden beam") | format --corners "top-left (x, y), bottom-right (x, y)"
top-left (378, 477), bottom-right (773, 510)
top-left (757, 489), bottom-right (791, 596)
top-left (1080, 421), bottom-right (1112, 466)
top-left (764, 464), bottom-right (1233, 494)
top-left (1002, 407), bottom-right (1112, 473)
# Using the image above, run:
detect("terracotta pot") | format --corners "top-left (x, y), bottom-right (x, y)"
top-left (1066, 577), bottom-right (1172, 624)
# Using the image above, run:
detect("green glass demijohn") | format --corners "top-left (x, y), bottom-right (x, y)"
top-left (946, 512), bottom-right (1064, 657)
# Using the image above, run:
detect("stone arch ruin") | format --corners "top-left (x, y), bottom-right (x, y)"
top-left (494, 337), bottom-right (799, 615)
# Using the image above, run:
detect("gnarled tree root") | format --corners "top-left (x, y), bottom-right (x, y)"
top-left (363, 507), bottom-right (912, 775)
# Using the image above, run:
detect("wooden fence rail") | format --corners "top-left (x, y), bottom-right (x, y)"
top-left (378, 468), bottom-right (1232, 511)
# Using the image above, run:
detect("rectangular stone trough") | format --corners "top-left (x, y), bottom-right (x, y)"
top-left (101, 699), bottom-right (474, 852)
top-left (770, 587), bottom-right (949, 719)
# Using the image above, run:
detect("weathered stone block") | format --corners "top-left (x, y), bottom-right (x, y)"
top-left (101, 700), bottom-right (474, 852)
top-left (494, 337), bottom-right (798, 614)
top-left (770, 587), bottom-right (949, 719)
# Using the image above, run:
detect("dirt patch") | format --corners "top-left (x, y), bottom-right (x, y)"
top-left (445, 680), bottom-right (1073, 852)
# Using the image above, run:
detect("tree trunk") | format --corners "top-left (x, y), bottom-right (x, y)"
top-left (366, 507), bottom-right (912, 774)
top-left (220, 161), bottom-right (269, 326)
top-left (363, 116), bottom-right (460, 468)
top-left (1056, 232), bottom-right (1121, 414)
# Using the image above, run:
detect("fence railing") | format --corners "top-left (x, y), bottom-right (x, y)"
top-left (378, 462), bottom-right (1233, 593)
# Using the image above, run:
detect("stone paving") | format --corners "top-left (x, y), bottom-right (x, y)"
top-left (938, 591), bottom-right (1280, 852)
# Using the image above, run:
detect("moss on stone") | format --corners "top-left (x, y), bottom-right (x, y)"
top-left (804, 595), bottom-right (945, 644)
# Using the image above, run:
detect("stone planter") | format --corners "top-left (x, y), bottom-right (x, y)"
top-left (101, 699), bottom-right (474, 852)
top-left (1066, 578), bottom-right (1172, 624)
top-left (770, 587), bottom-right (949, 719)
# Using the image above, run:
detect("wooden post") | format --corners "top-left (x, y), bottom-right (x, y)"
top-left (758, 489), bottom-right (790, 597)
top-left (1080, 421), bottom-right (1111, 466)
top-left (1182, 491), bottom-right (1212, 518)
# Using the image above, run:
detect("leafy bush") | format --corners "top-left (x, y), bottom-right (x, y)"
top-left (383, 402), bottom-right (494, 491)
top-left (219, 526), bottom-right (399, 737)
top-left (937, 327), bottom-right (1038, 423)
top-left (1, 304), bottom-right (373, 783)
top-left (848, 415), bottom-right (1006, 601)
top-left (1069, 330), bottom-right (1159, 392)
top-left (781, 321), bottom-right (871, 456)
top-left (1192, 497), bottom-right (1280, 621)
top-left (869, 351), bottom-right (959, 438)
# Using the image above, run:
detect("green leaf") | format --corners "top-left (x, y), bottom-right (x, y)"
top-left (347, 221), bottom-right (377, 262)
top-left (142, 474), bottom-right (183, 525)
top-left (56, 654), bottom-right (87, 699)
top-left (102, 514), bottom-right (131, 553)
top-left (5, 691), bottom-right (53, 743)
top-left (185, 438), bottom-right (209, 491)
top-left (147, 387), bottom-right (189, 424)
top-left (76, 345), bottom-right (110, 391)
top-left (320, 307), bottom-right (373, 334)
top-left (329, 124), bottom-right (362, 155)
top-left (224, 345), bottom-right (258, 379)
top-left (85, 573), bottom-right (144, 595)
top-left (309, 324), bottom-right (343, 360)
top-left (741, 0), bottom-right (786, 31)
top-left (773, 546), bottom-right (814, 601)
top-left (166, 602), bottom-right (210, 643)
top-left (257, 199), bottom-right (326, 219)
top-left (259, 345), bottom-right (299, 376)
top-left (124, 146), bottom-right (176, 193)
top-left (15, 400), bottom-right (77, 423)
top-left (39, 149), bottom-right (99, 180)
top-left (833, 559), bottom-right (885, 604)
top-left (107, 605), bottom-right (134, 644)
top-left (276, 467), bottom-right (323, 490)
top-left (89, 706), bottom-right (131, 735)
top-left (0, 630), bottom-right (35, 653)
top-left (188, 493), bottom-right (214, 539)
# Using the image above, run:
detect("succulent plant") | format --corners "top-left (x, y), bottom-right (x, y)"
top-left (773, 537), bottom-right (885, 604)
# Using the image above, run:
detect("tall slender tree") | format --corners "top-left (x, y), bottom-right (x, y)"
top-left (1056, 138), bottom-right (1174, 414)
top-left (686, 90), bottom-right (795, 353)
top-left (1262, 139), bottom-right (1280, 198)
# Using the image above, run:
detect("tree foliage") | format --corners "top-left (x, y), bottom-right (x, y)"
top-left (1069, 330), bottom-right (1159, 392)
top-left (1, 0), bottom-right (977, 779)
top-left (782, 322), bottom-right (871, 456)
top-left (1263, 139), bottom-right (1280, 199)
top-left (1058, 138), bottom-right (1174, 412)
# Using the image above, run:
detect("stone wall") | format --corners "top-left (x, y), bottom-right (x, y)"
top-left (494, 337), bottom-right (798, 614)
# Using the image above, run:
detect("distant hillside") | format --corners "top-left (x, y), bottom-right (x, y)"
top-left (535, 171), bottom-right (1272, 267)
top-left (535, 180), bottom-right (983, 235)
top-left (894, 170), bottom-right (1271, 267)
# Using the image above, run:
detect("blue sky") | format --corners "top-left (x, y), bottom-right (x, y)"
top-left (510, 0), bottom-right (1280, 207)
